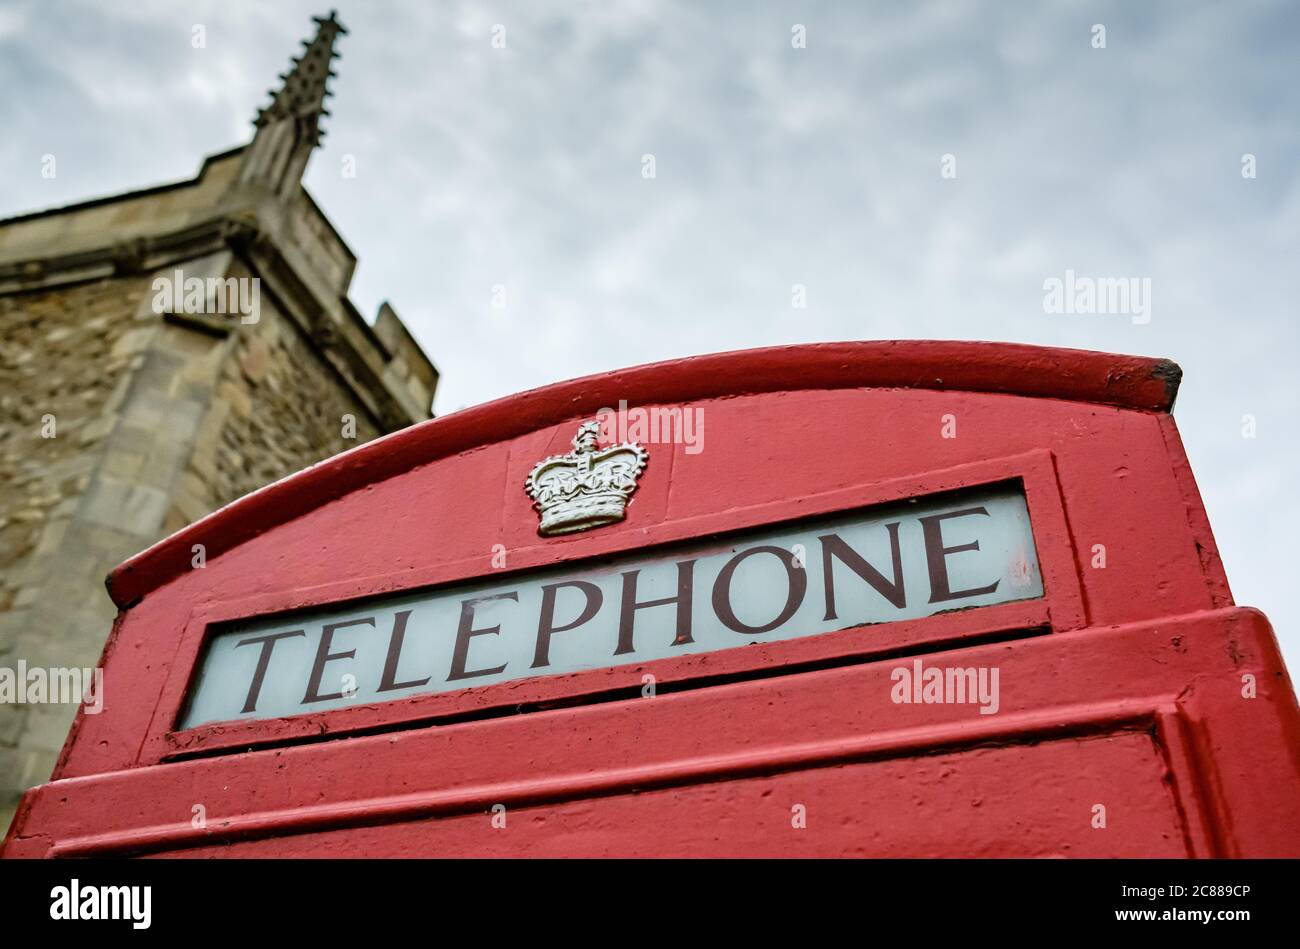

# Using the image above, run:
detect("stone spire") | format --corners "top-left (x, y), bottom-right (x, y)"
top-left (235, 11), bottom-right (347, 199)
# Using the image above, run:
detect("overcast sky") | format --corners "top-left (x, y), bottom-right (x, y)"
top-left (2, 0), bottom-right (1298, 672)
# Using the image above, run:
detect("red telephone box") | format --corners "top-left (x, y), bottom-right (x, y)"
top-left (4, 341), bottom-right (1298, 857)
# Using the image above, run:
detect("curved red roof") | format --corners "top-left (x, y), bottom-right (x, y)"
top-left (106, 340), bottom-right (1181, 608)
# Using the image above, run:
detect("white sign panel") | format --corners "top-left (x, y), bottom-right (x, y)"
top-left (180, 485), bottom-right (1042, 729)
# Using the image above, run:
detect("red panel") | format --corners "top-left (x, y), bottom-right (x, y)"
top-left (148, 733), bottom-right (1188, 858)
top-left (5, 608), bottom-right (1297, 857)
top-left (4, 342), bottom-right (1295, 859)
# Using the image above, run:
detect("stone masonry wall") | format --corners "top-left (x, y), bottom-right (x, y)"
top-left (0, 277), bottom-right (148, 592)
top-left (166, 290), bottom-right (383, 535)
top-left (1, 268), bottom-right (389, 835)
top-left (0, 275), bottom-right (154, 823)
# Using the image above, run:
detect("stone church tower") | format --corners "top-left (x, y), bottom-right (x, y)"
top-left (0, 13), bottom-right (437, 831)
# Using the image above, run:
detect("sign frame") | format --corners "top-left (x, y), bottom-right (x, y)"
top-left (143, 449), bottom-right (1085, 762)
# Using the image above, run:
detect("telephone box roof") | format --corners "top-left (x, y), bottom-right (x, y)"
top-left (105, 340), bottom-right (1181, 609)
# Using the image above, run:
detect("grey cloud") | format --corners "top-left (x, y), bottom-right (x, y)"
top-left (1, 0), bottom-right (1297, 669)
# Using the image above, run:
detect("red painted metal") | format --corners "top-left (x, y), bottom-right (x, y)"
top-left (4, 340), bottom-right (1297, 858)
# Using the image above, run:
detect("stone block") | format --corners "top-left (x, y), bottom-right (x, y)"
top-left (105, 422), bottom-right (156, 456)
top-left (78, 475), bottom-right (170, 536)
top-left (17, 746), bottom-right (57, 789)
top-left (157, 321), bottom-right (217, 355)
top-left (171, 488), bottom-right (211, 527)
top-left (218, 380), bottom-right (254, 418)
top-left (32, 518), bottom-right (69, 557)
top-left (0, 703), bottom-right (28, 746)
top-left (157, 398), bottom-right (204, 442)
top-left (101, 448), bottom-right (147, 481)
top-left (20, 702), bottom-right (80, 757)
top-left (76, 413), bottom-right (118, 446)
top-left (109, 324), bottom-right (155, 358)
top-left (240, 334), bottom-right (271, 383)
top-left (120, 400), bottom-right (165, 431)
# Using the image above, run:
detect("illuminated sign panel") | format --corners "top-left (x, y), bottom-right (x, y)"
top-left (179, 484), bottom-right (1042, 729)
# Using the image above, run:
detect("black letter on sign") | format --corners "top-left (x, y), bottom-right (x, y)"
top-left (448, 593), bottom-right (517, 681)
top-left (819, 523), bottom-right (906, 619)
top-left (303, 617), bottom-right (374, 704)
top-left (713, 545), bottom-right (808, 635)
top-left (615, 560), bottom-right (696, 656)
top-left (919, 507), bottom-right (1000, 604)
top-left (533, 581), bottom-right (603, 669)
top-left (235, 629), bottom-right (305, 714)
top-left (378, 610), bottom-right (430, 693)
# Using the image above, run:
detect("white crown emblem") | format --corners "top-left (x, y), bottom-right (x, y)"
top-left (525, 420), bottom-right (648, 536)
